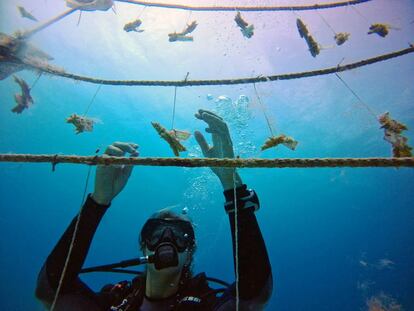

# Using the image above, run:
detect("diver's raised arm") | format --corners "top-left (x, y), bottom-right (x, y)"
top-left (35, 194), bottom-right (110, 309)
top-left (194, 111), bottom-right (272, 308)
top-left (220, 186), bottom-right (273, 309)
top-left (35, 142), bottom-right (138, 309)
top-left (194, 109), bottom-right (243, 190)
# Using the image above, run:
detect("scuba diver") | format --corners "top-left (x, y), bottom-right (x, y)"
top-left (35, 109), bottom-right (273, 310)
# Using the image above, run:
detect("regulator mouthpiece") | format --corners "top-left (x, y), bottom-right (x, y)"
top-left (151, 244), bottom-right (179, 270)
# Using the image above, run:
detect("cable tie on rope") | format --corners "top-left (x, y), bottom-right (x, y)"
top-left (255, 74), bottom-right (268, 82)
top-left (337, 57), bottom-right (345, 69)
top-left (91, 155), bottom-right (99, 165)
top-left (51, 154), bottom-right (59, 172)
top-left (90, 147), bottom-right (101, 165)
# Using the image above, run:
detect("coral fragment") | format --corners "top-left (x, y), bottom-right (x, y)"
top-left (261, 134), bottom-right (298, 151)
top-left (378, 112), bottom-right (412, 157)
top-left (235, 12), bottom-right (254, 38)
top-left (152, 122), bottom-right (186, 156)
top-left (66, 113), bottom-right (95, 134)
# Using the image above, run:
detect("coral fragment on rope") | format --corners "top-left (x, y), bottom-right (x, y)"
top-left (296, 18), bottom-right (320, 57)
top-left (168, 21), bottom-right (198, 42)
top-left (12, 75), bottom-right (33, 113)
top-left (379, 112), bottom-right (412, 157)
top-left (334, 32), bottom-right (350, 45)
top-left (234, 12), bottom-right (254, 38)
top-left (261, 134), bottom-right (298, 151)
top-left (66, 114), bottom-right (95, 134)
top-left (124, 19), bottom-right (144, 32)
top-left (152, 122), bottom-right (187, 156)
top-left (368, 23), bottom-right (391, 37)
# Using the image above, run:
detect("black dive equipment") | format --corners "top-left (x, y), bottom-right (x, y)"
top-left (82, 218), bottom-right (195, 273)
top-left (152, 243), bottom-right (178, 270)
top-left (141, 219), bottom-right (195, 270)
top-left (80, 249), bottom-right (177, 273)
top-left (80, 258), bottom-right (230, 289)
top-left (224, 188), bottom-right (259, 214)
top-left (151, 228), bottom-right (179, 270)
top-left (141, 218), bottom-right (195, 252)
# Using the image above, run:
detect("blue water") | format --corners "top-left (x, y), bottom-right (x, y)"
top-left (1, 0), bottom-right (414, 310)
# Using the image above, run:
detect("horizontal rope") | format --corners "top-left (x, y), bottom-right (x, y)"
top-left (19, 46), bottom-right (414, 87)
top-left (1, 154), bottom-right (413, 168)
top-left (114, 0), bottom-right (372, 12)
top-left (18, 1), bottom-right (371, 40)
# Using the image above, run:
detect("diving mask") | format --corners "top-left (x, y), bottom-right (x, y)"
top-left (141, 218), bottom-right (195, 253)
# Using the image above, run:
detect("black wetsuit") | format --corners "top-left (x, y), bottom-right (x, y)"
top-left (36, 185), bottom-right (272, 310)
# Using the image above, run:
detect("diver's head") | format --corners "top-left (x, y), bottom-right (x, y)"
top-left (139, 209), bottom-right (196, 278)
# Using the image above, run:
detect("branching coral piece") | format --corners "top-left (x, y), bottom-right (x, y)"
top-left (379, 112), bottom-right (412, 157)
top-left (334, 32), bottom-right (350, 45)
top-left (123, 19), bottom-right (143, 32)
top-left (168, 33), bottom-right (193, 42)
top-left (181, 21), bottom-right (198, 36)
top-left (66, 114), bottom-right (95, 134)
top-left (368, 23), bottom-right (390, 37)
top-left (234, 12), bottom-right (254, 38)
top-left (152, 122), bottom-right (187, 156)
top-left (296, 18), bottom-right (309, 38)
top-left (261, 134), bottom-right (298, 151)
top-left (12, 75), bottom-right (33, 113)
top-left (296, 18), bottom-right (320, 57)
top-left (307, 35), bottom-right (320, 57)
top-left (379, 112), bottom-right (407, 134)
top-left (168, 21), bottom-right (198, 42)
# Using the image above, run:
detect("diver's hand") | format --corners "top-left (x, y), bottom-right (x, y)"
top-left (91, 142), bottom-right (139, 205)
top-left (194, 109), bottom-right (242, 190)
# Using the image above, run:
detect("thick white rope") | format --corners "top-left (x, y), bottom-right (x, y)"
top-left (1, 155), bottom-right (414, 168)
